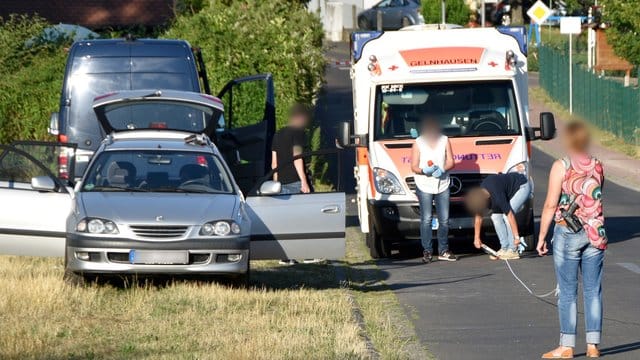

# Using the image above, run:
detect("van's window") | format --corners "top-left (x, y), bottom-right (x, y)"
top-left (374, 81), bottom-right (521, 139)
top-left (100, 100), bottom-right (221, 133)
top-left (82, 150), bottom-right (234, 194)
top-left (65, 56), bottom-right (195, 148)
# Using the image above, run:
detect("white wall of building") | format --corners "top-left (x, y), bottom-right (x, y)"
top-left (309, 0), bottom-right (377, 38)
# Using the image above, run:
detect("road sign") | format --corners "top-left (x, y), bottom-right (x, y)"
top-left (527, 0), bottom-right (552, 25)
top-left (560, 17), bottom-right (582, 34)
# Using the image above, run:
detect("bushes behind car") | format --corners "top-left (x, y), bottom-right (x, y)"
top-left (0, 15), bottom-right (67, 144)
top-left (165, 0), bottom-right (325, 130)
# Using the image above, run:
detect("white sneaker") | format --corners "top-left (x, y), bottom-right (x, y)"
top-left (490, 249), bottom-right (507, 260)
top-left (500, 249), bottom-right (520, 260)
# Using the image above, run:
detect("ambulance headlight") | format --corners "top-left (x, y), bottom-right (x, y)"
top-left (373, 168), bottom-right (405, 195)
top-left (508, 161), bottom-right (528, 176)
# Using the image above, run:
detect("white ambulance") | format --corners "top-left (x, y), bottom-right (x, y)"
top-left (336, 26), bottom-right (556, 258)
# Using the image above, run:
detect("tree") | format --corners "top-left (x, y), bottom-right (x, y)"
top-left (601, 0), bottom-right (640, 65)
top-left (423, 0), bottom-right (470, 25)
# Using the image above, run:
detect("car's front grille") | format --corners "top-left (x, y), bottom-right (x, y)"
top-left (129, 225), bottom-right (188, 238)
top-left (405, 174), bottom-right (489, 197)
top-left (106, 252), bottom-right (211, 264)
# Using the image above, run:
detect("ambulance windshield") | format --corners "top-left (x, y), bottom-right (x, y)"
top-left (374, 80), bottom-right (521, 139)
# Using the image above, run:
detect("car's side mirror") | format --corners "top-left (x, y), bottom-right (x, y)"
top-left (49, 112), bottom-right (59, 136)
top-left (539, 112), bottom-right (556, 141)
top-left (31, 176), bottom-right (57, 192)
top-left (258, 180), bottom-right (282, 195)
top-left (336, 121), bottom-right (367, 148)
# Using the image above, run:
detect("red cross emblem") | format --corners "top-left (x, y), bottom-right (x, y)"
top-left (388, 65), bottom-right (398, 71)
top-left (488, 61), bottom-right (498, 67)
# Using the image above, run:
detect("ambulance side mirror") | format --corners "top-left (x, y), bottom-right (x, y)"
top-left (336, 121), bottom-right (367, 148)
top-left (539, 112), bottom-right (557, 141)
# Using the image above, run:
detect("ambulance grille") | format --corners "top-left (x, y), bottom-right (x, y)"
top-left (405, 174), bottom-right (488, 196)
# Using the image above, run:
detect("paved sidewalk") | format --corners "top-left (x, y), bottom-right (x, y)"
top-left (528, 76), bottom-right (640, 190)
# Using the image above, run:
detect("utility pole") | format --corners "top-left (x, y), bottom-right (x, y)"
top-left (441, 0), bottom-right (446, 24)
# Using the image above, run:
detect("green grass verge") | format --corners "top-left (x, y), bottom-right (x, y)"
top-left (530, 86), bottom-right (639, 159)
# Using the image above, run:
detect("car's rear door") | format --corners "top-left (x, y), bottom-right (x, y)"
top-left (0, 143), bottom-right (74, 256)
top-left (246, 192), bottom-right (346, 260)
top-left (216, 74), bottom-right (276, 194)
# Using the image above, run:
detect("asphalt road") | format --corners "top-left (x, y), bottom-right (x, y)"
top-left (320, 43), bottom-right (640, 359)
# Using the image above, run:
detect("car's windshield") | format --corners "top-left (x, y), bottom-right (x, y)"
top-left (82, 150), bottom-right (234, 194)
top-left (100, 100), bottom-right (221, 133)
top-left (374, 80), bottom-right (521, 139)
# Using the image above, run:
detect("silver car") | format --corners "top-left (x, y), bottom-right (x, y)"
top-left (0, 90), bottom-right (345, 285)
top-left (358, 0), bottom-right (424, 30)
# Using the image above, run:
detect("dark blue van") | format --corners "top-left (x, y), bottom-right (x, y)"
top-left (49, 37), bottom-right (275, 193)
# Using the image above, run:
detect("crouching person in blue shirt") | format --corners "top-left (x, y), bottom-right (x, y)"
top-left (465, 173), bottom-right (532, 260)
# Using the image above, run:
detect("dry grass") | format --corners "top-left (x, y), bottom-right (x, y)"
top-left (0, 256), bottom-right (369, 360)
top-left (344, 227), bottom-right (433, 360)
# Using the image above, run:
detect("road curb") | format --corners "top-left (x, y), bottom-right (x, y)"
top-left (334, 264), bottom-right (381, 360)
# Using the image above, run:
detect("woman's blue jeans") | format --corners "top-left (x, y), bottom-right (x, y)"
top-left (553, 225), bottom-right (605, 347)
top-left (490, 181), bottom-right (532, 251)
top-left (416, 188), bottom-right (450, 254)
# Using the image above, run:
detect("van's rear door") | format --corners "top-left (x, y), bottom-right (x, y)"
top-left (216, 74), bottom-right (276, 194)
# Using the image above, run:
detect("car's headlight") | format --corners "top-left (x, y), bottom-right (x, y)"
top-left (373, 167), bottom-right (405, 195)
top-left (76, 218), bottom-right (119, 234)
top-left (200, 220), bottom-right (241, 236)
top-left (508, 161), bottom-right (528, 176)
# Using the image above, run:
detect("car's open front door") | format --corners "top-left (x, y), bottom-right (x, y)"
top-left (216, 74), bottom-right (276, 194)
top-left (246, 192), bottom-right (346, 260)
top-left (0, 142), bottom-right (75, 256)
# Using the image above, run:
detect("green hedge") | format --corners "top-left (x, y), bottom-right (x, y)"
top-left (0, 15), bottom-right (67, 144)
top-left (164, 0), bottom-right (325, 129)
top-left (1, 1), bottom-right (326, 145)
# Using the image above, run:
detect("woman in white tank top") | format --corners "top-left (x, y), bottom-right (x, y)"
top-left (410, 117), bottom-right (456, 263)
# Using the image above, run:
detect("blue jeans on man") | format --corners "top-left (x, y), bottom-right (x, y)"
top-left (553, 225), bottom-right (604, 347)
top-left (280, 181), bottom-right (302, 194)
top-left (416, 188), bottom-right (450, 254)
top-left (490, 181), bottom-right (532, 251)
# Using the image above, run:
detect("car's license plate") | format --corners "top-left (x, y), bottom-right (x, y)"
top-left (129, 250), bottom-right (189, 265)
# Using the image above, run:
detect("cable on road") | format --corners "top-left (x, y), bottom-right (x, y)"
top-left (504, 259), bottom-right (558, 298)
top-left (503, 258), bottom-right (640, 327)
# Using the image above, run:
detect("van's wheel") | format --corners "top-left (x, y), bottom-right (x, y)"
top-left (368, 220), bottom-right (391, 259)
top-left (358, 16), bottom-right (371, 30)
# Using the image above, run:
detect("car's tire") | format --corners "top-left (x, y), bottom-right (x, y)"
top-left (358, 16), bottom-right (371, 30)
top-left (367, 220), bottom-right (391, 259)
top-left (63, 268), bottom-right (87, 286)
top-left (401, 17), bottom-right (412, 28)
top-left (232, 262), bottom-right (250, 289)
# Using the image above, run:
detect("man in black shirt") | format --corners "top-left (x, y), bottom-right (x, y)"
top-left (271, 104), bottom-right (311, 194)
top-left (465, 173), bottom-right (532, 260)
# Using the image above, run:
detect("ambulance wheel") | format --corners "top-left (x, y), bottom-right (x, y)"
top-left (368, 222), bottom-right (391, 259)
top-left (522, 215), bottom-right (536, 252)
